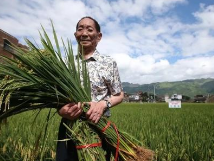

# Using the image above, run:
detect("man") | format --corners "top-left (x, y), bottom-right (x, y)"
top-left (56, 16), bottom-right (124, 161)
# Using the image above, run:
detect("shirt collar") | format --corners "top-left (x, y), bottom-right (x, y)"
top-left (85, 50), bottom-right (100, 61)
top-left (76, 50), bottom-right (100, 61)
top-left (90, 50), bottom-right (100, 61)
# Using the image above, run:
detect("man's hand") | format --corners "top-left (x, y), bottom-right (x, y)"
top-left (58, 102), bottom-right (83, 120)
top-left (86, 101), bottom-right (106, 123)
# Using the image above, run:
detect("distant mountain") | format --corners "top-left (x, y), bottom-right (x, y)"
top-left (122, 78), bottom-right (214, 98)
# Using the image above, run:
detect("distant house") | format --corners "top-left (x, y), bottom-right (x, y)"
top-left (129, 94), bottom-right (141, 102)
top-left (0, 29), bottom-right (28, 62)
top-left (171, 94), bottom-right (182, 100)
top-left (164, 94), bottom-right (182, 102)
top-left (156, 95), bottom-right (165, 102)
top-left (194, 95), bottom-right (206, 103)
top-left (123, 92), bottom-right (129, 102)
top-left (123, 92), bottom-right (143, 103)
top-left (165, 95), bottom-right (170, 102)
top-left (206, 95), bottom-right (214, 103)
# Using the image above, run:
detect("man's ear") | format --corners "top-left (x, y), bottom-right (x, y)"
top-left (74, 32), bottom-right (79, 43)
top-left (97, 32), bottom-right (102, 42)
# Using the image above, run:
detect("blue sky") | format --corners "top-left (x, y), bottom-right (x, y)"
top-left (0, 0), bottom-right (214, 84)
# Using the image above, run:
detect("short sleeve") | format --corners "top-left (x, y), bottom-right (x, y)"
top-left (109, 60), bottom-right (123, 95)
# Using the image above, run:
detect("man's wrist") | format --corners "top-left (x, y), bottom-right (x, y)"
top-left (104, 99), bottom-right (112, 111)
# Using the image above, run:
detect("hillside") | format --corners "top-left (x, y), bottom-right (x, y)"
top-left (122, 78), bottom-right (214, 98)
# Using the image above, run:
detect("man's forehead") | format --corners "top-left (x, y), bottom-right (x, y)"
top-left (77, 18), bottom-right (95, 28)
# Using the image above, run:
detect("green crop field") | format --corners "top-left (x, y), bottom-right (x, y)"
top-left (0, 103), bottom-right (214, 161)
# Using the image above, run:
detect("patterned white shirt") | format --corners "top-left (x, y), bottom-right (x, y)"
top-left (79, 50), bottom-right (123, 116)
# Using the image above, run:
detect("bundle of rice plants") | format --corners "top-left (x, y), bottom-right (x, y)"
top-left (0, 22), bottom-right (106, 161)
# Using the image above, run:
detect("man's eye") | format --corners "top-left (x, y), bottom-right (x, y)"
top-left (77, 28), bottom-right (83, 31)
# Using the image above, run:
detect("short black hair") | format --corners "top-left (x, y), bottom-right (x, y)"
top-left (76, 16), bottom-right (101, 32)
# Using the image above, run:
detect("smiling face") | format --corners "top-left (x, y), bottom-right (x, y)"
top-left (74, 18), bottom-right (102, 54)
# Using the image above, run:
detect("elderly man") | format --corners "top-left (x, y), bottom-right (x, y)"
top-left (56, 16), bottom-right (124, 161)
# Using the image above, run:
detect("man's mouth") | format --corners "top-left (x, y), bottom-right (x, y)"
top-left (80, 40), bottom-right (90, 42)
top-left (80, 40), bottom-right (91, 45)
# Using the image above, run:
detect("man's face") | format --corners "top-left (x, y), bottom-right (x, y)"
top-left (74, 18), bottom-right (102, 51)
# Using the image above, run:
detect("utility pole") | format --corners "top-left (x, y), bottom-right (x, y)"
top-left (153, 84), bottom-right (156, 103)
top-left (153, 84), bottom-right (158, 103)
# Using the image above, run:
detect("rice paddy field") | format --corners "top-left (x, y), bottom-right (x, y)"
top-left (0, 103), bottom-right (214, 161)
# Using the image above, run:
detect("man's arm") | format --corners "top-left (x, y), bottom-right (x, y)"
top-left (108, 91), bottom-right (124, 107)
top-left (58, 92), bottom-right (124, 123)
top-left (86, 91), bottom-right (124, 123)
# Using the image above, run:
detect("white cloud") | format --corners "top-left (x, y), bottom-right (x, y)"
top-left (150, 0), bottom-right (187, 14)
top-left (112, 53), bottom-right (170, 84)
top-left (167, 56), bottom-right (214, 80)
top-left (0, 0), bottom-right (87, 43)
top-left (111, 0), bottom-right (149, 17)
top-left (115, 55), bottom-right (214, 84)
top-left (0, 0), bottom-right (214, 84)
top-left (193, 3), bottom-right (214, 28)
top-left (172, 4), bottom-right (214, 57)
top-left (179, 30), bottom-right (214, 56)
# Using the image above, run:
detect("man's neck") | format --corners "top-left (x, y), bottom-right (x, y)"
top-left (81, 48), bottom-right (96, 59)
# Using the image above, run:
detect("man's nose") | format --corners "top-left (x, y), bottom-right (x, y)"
top-left (82, 29), bottom-right (88, 36)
